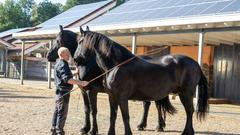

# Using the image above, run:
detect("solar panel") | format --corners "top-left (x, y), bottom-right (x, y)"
top-left (201, 1), bottom-right (233, 15)
top-left (168, 5), bottom-right (196, 17)
top-left (173, 0), bottom-right (193, 6)
top-left (87, 0), bottom-right (240, 26)
top-left (219, 0), bottom-right (240, 13)
top-left (37, 0), bottom-right (112, 30)
top-left (184, 3), bottom-right (213, 16)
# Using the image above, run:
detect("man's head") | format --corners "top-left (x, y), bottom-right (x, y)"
top-left (58, 47), bottom-right (71, 61)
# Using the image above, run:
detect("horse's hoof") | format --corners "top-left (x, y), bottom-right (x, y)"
top-left (79, 132), bottom-right (87, 135)
top-left (136, 126), bottom-right (145, 131)
top-left (88, 130), bottom-right (98, 135)
top-left (156, 127), bottom-right (164, 132)
top-left (79, 127), bottom-right (90, 135)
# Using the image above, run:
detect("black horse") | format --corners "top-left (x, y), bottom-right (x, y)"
top-left (47, 26), bottom-right (176, 134)
top-left (73, 27), bottom-right (209, 135)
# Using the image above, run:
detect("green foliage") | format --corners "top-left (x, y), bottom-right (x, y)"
top-left (64, 0), bottom-right (105, 10)
top-left (0, 0), bottom-right (26, 32)
top-left (18, 0), bottom-right (35, 26)
top-left (0, 0), bottom-right (62, 32)
top-left (31, 0), bottom-right (63, 26)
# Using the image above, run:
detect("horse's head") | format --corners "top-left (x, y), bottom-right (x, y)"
top-left (74, 26), bottom-right (134, 71)
top-left (73, 27), bottom-right (95, 65)
top-left (47, 25), bottom-right (78, 62)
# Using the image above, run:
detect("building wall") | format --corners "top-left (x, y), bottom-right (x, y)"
top-left (213, 44), bottom-right (240, 103)
top-left (6, 59), bottom-right (50, 80)
top-left (125, 45), bottom-right (170, 56)
top-left (170, 46), bottom-right (214, 65)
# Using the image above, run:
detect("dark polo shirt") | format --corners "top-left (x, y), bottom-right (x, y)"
top-left (54, 59), bottom-right (73, 93)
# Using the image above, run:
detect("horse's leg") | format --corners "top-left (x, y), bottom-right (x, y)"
top-left (79, 92), bottom-right (91, 134)
top-left (88, 90), bottom-right (98, 135)
top-left (119, 99), bottom-right (132, 135)
top-left (108, 97), bottom-right (118, 135)
top-left (137, 101), bottom-right (151, 131)
top-left (155, 100), bottom-right (166, 132)
top-left (179, 90), bottom-right (194, 135)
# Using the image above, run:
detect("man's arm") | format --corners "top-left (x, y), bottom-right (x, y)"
top-left (67, 79), bottom-right (89, 87)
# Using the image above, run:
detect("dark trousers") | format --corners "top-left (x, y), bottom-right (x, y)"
top-left (52, 91), bottom-right (70, 135)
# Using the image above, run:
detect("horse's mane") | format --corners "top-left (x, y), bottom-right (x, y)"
top-left (60, 30), bottom-right (77, 38)
top-left (80, 31), bottom-right (134, 61)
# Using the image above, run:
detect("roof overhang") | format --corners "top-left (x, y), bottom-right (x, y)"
top-left (13, 13), bottom-right (240, 40)
top-left (11, 12), bottom-right (240, 47)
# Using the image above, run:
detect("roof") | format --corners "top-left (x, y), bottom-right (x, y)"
top-left (0, 28), bottom-right (26, 38)
top-left (37, 0), bottom-right (115, 30)
top-left (0, 28), bottom-right (36, 48)
top-left (12, 0), bottom-right (240, 46)
top-left (86, 0), bottom-right (240, 29)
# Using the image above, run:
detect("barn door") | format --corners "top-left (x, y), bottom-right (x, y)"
top-left (213, 44), bottom-right (240, 102)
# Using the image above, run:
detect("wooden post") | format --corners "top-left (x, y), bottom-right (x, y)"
top-left (47, 40), bottom-right (52, 89)
top-left (131, 34), bottom-right (137, 54)
top-left (196, 31), bottom-right (205, 110)
top-left (20, 41), bottom-right (25, 85)
top-left (4, 48), bottom-right (8, 77)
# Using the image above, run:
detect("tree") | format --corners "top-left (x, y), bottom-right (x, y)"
top-left (0, 0), bottom-right (26, 32)
top-left (31, 0), bottom-right (63, 26)
top-left (19, 0), bottom-right (35, 26)
top-left (64, 0), bottom-right (105, 10)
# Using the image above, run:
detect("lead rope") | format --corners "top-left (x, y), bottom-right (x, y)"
top-left (57, 46), bottom-right (168, 100)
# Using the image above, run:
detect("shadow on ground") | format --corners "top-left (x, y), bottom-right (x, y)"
top-left (0, 88), bottom-right (51, 100)
top-left (164, 130), bottom-right (240, 135)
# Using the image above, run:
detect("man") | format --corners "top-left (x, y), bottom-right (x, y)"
top-left (51, 47), bottom-right (89, 135)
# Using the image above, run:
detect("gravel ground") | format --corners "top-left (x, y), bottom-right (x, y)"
top-left (0, 82), bottom-right (240, 135)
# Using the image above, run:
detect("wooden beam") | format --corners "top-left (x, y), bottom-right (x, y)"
top-left (20, 41), bottom-right (25, 85)
top-left (47, 40), bottom-right (52, 89)
top-left (0, 38), bottom-right (15, 48)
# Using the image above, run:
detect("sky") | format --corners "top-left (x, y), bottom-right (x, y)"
top-left (0, 0), bottom-right (67, 5)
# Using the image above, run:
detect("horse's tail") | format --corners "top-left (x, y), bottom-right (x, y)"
top-left (159, 96), bottom-right (177, 120)
top-left (196, 71), bottom-right (209, 121)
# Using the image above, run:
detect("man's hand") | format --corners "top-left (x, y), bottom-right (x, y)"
top-left (75, 67), bottom-right (79, 74)
top-left (72, 67), bottom-right (79, 76)
top-left (78, 81), bottom-right (89, 87)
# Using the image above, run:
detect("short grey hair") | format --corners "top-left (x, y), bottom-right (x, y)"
top-left (58, 47), bottom-right (70, 56)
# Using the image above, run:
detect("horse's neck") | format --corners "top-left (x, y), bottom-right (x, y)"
top-left (96, 43), bottom-right (135, 71)
top-left (68, 39), bottom-right (78, 56)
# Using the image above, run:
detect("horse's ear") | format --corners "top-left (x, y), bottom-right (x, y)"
top-left (86, 26), bottom-right (90, 31)
top-left (59, 25), bottom-right (63, 32)
top-left (79, 26), bottom-right (85, 35)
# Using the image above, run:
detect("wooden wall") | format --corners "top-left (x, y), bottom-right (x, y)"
top-left (125, 45), bottom-right (170, 56)
top-left (124, 45), bottom-right (214, 65)
top-left (170, 46), bottom-right (214, 65)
